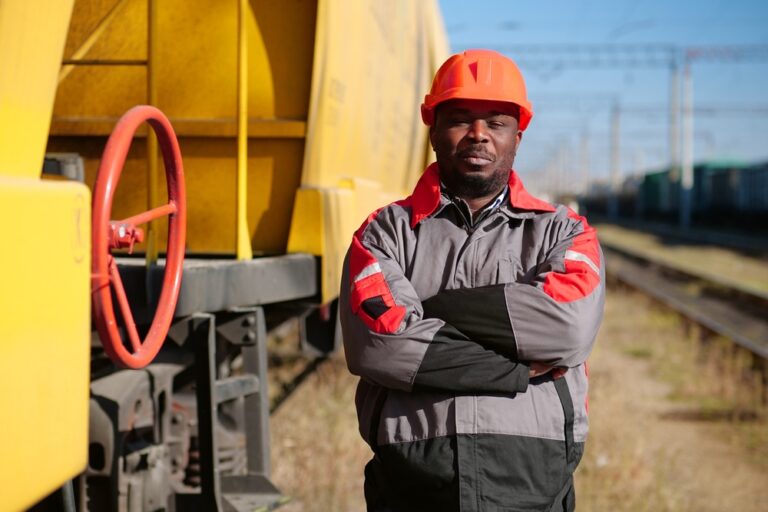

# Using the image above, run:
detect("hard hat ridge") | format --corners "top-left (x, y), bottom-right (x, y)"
top-left (421, 49), bottom-right (533, 130)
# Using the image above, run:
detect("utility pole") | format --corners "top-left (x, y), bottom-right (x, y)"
top-left (558, 143), bottom-right (568, 200)
top-left (669, 60), bottom-right (680, 182)
top-left (551, 145), bottom-right (563, 201)
top-left (546, 154), bottom-right (556, 201)
top-left (634, 148), bottom-right (646, 177)
top-left (634, 148), bottom-right (646, 219)
top-left (680, 63), bottom-right (694, 228)
top-left (609, 102), bottom-right (621, 220)
top-left (580, 132), bottom-right (590, 196)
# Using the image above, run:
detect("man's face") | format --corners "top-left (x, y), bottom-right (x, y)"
top-left (430, 99), bottom-right (522, 200)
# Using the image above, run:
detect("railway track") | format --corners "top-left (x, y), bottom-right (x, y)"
top-left (602, 241), bottom-right (768, 364)
top-left (268, 355), bottom-right (329, 414)
top-left (264, 318), bottom-right (334, 415)
top-left (595, 219), bottom-right (768, 256)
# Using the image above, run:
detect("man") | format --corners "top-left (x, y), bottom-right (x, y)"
top-left (340, 49), bottom-right (604, 512)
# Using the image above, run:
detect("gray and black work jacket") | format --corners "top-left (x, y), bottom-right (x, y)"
top-left (340, 163), bottom-right (605, 512)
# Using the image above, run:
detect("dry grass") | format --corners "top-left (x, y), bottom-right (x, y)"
top-left (270, 356), bottom-right (370, 512)
top-left (576, 285), bottom-right (768, 511)
top-left (576, 289), bottom-right (688, 511)
top-left (267, 287), bottom-right (768, 511)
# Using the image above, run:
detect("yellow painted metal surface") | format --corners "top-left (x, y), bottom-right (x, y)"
top-left (0, 178), bottom-right (91, 512)
top-left (236, 0), bottom-right (254, 260)
top-left (0, 0), bottom-right (75, 179)
top-left (423, 0), bottom-right (450, 169)
top-left (0, 3), bottom-right (90, 508)
top-left (301, 0), bottom-right (439, 190)
top-left (146, 0), bottom-right (160, 263)
top-left (50, 0), bottom-right (317, 255)
top-left (47, 0), bottom-right (446, 297)
top-left (288, 178), bottom-right (398, 302)
top-left (288, 0), bottom-right (449, 301)
top-left (0, 2), bottom-right (447, 508)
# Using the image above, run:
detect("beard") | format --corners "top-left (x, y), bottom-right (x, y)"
top-left (439, 165), bottom-right (510, 199)
top-left (437, 145), bottom-right (513, 199)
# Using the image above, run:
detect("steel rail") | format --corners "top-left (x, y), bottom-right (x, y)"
top-left (603, 243), bottom-right (768, 361)
top-left (601, 236), bottom-right (768, 304)
top-left (267, 354), bottom-right (330, 415)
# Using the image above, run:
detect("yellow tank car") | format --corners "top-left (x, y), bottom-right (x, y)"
top-left (0, 0), bottom-right (447, 510)
top-left (0, 2), bottom-right (91, 511)
top-left (48, 0), bottom-right (447, 301)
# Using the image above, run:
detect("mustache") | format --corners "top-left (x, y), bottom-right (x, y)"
top-left (457, 147), bottom-right (495, 161)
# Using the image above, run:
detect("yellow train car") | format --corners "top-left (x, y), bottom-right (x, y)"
top-left (0, 0), bottom-right (447, 510)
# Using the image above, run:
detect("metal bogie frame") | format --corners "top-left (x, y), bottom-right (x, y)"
top-left (114, 254), bottom-right (319, 325)
top-left (32, 251), bottom-right (341, 511)
top-left (52, 307), bottom-right (288, 512)
top-left (28, 299), bottom-right (339, 512)
top-left (178, 309), bottom-right (283, 511)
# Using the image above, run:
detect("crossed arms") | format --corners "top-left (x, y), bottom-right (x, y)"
top-left (340, 211), bottom-right (604, 395)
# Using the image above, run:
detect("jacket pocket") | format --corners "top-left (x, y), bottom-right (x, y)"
top-left (497, 253), bottom-right (536, 284)
top-left (496, 254), bottom-right (518, 283)
top-left (476, 434), bottom-right (567, 504)
top-left (377, 437), bottom-right (459, 511)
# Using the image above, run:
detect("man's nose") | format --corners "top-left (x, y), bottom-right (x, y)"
top-left (466, 119), bottom-right (489, 142)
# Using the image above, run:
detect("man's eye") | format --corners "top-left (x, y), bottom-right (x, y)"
top-left (489, 121), bottom-right (505, 128)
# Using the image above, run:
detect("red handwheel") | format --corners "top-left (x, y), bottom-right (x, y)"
top-left (91, 105), bottom-right (187, 369)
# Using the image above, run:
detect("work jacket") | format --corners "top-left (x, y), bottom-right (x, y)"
top-left (340, 163), bottom-right (605, 512)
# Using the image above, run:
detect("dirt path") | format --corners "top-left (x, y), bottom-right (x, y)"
top-left (577, 289), bottom-right (768, 511)
top-left (270, 288), bottom-right (767, 511)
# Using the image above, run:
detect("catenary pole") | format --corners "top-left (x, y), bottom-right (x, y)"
top-left (609, 102), bottom-right (621, 219)
top-left (680, 63), bottom-right (694, 228)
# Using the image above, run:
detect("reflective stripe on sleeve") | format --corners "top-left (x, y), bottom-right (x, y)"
top-left (564, 250), bottom-right (599, 275)
top-left (542, 209), bottom-right (602, 303)
top-left (354, 262), bottom-right (382, 283)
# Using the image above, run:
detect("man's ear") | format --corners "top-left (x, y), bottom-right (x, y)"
top-left (429, 125), bottom-right (436, 150)
top-left (515, 130), bottom-right (523, 152)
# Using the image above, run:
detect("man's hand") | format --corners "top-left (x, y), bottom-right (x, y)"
top-left (528, 362), bottom-right (568, 380)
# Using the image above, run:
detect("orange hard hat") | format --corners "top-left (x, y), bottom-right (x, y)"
top-left (421, 49), bottom-right (533, 130)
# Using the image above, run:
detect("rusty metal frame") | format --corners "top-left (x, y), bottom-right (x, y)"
top-left (175, 311), bottom-right (284, 511)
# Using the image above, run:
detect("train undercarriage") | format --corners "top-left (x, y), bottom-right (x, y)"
top-left (33, 255), bottom-right (337, 512)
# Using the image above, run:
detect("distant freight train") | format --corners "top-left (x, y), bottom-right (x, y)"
top-left (580, 160), bottom-right (768, 232)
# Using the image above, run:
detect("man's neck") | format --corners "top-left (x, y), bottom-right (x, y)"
top-left (442, 185), bottom-right (509, 225)
top-left (464, 194), bottom-right (501, 219)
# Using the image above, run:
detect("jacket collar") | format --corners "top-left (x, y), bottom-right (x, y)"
top-left (409, 162), bottom-right (555, 228)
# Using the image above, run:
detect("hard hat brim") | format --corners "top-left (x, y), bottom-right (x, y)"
top-left (421, 91), bottom-right (533, 130)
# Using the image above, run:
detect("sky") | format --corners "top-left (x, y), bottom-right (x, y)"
top-left (438, 0), bottom-right (768, 196)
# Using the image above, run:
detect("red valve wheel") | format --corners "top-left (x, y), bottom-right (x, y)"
top-left (91, 105), bottom-right (187, 369)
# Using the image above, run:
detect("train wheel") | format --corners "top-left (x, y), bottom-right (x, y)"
top-left (91, 105), bottom-right (187, 369)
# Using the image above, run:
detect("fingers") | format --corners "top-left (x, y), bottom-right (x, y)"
top-left (528, 363), bottom-right (568, 379)
top-left (528, 362), bottom-right (551, 377)
top-left (551, 367), bottom-right (568, 380)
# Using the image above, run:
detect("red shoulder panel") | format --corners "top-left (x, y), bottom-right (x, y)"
top-left (348, 210), bottom-right (407, 334)
top-left (409, 163), bottom-right (442, 228)
top-left (542, 209), bottom-right (601, 303)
